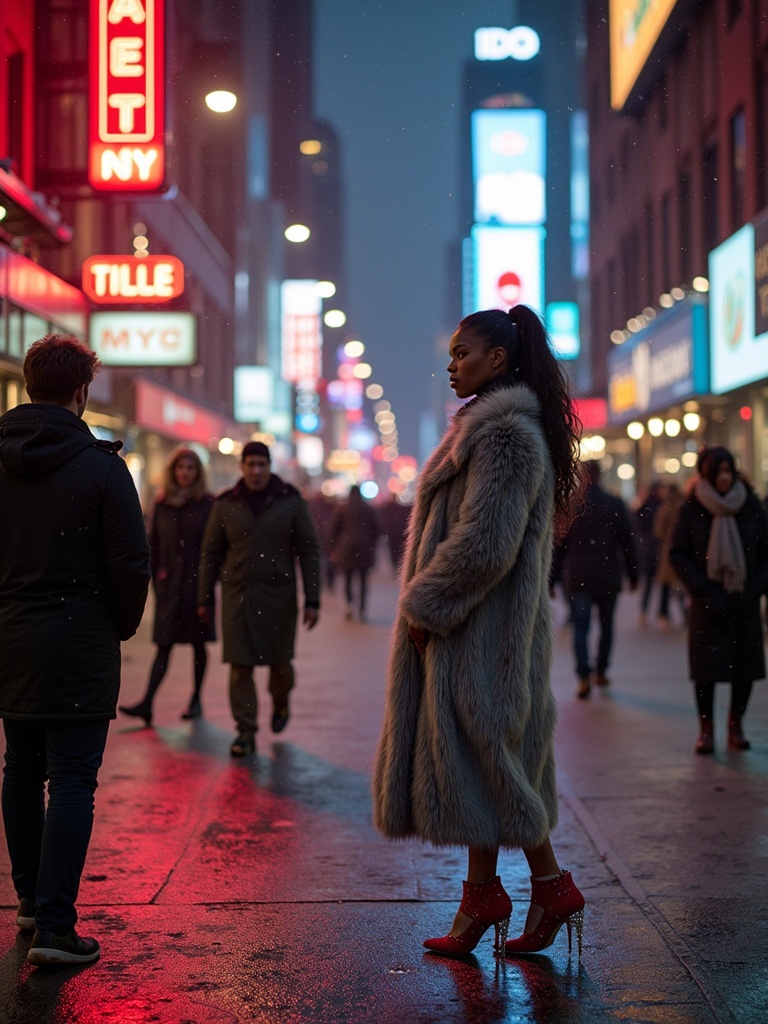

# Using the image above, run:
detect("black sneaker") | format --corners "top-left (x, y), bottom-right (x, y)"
top-left (27, 928), bottom-right (100, 966)
top-left (16, 898), bottom-right (37, 931)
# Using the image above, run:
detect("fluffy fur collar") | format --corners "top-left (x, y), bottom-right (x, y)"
top-left (423, 383), bottom-right (543, 488)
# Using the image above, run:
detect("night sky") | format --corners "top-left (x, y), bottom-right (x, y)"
top-left (314, 1), bottom-right (516, 459)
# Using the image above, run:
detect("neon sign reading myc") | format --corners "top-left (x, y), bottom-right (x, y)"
top-left (89, 0), bottom-right (165, 190)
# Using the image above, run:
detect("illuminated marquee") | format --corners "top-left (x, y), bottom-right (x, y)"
top-left (281, 280), bottom-right (323, 388)
top-left (82, 255), bottom-right (183, 302)
top-left (89, 0), bottom-right (165, 190)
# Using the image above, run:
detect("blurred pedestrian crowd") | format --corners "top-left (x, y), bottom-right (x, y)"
top-left (552, 449), bottom-right (768, 757)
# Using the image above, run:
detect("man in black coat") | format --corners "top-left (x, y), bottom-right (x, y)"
top-left (554, 461), bottom-right (638, 698)
top-left (0, 335), bottom-right (150, 966)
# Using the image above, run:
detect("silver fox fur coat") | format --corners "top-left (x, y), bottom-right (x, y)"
top-left (372, 383), bottom-right (559, 850)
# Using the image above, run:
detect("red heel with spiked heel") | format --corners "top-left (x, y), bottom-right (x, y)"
top-left (423, 876), bottom-right (512, 957)
top-left (504, 870), bottom-right (585, 957)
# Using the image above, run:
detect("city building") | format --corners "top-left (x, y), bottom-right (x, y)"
top-left (1, 2), bottom-right (87, 426)
top-left (2, 0), bottom-right (346, 504)
top-left (432, 2), bottom-right (597, 460)
top-left (587, 0), bottom-right (768, 492)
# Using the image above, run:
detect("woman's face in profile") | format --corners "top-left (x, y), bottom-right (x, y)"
top-left (714, 461), bottom-right (735, 496)
top-left (447, 328), bottom-right (505, 400)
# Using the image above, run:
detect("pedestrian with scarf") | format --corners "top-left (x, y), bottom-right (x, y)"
top-left (669, 447), bottom-right (768, 754)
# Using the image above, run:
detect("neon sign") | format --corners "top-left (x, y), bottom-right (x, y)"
top-left (474, 27), bottom-right (540, 61)
top-left (89, 0), bottom-right (165, 190)
top-left (90, 311), bottom-right (197, 366)
top-left (82, 254), bottom-right (184, 302)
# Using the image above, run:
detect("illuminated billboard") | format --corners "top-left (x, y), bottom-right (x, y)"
top-left (708, 224), bottom-right (768, 394)
top-left (610, 0), bottom-right (678, 110)
top-left (234, 366), bottom-right (274, 423)
top-left (82, 255), bottom-right (184, 302)
top-left (472, 109), bottom-right (546, 226)
top-left (471, 226), bottom-right (544, 314)
top-left (89, 0), bottom-right (165, 190)
top-left (90, 311), bottom-right (196, 365)
top-left (280, 280), bottom-right (322, 387)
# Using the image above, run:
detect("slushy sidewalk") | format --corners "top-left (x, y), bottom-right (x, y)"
top-left (0, 572), bottom-right (765, 1023)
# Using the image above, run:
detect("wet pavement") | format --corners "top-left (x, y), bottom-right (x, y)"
top-left (0, 570), bottom-right (766, 1023)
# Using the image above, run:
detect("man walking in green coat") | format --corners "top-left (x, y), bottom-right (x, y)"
top-left (197, 442), bottom-right (320, 756)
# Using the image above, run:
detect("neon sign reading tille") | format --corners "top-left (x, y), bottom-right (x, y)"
top-left (89, 0), bottom-right (165, 190)
top-left (82, 255), bottom-right (184, 302)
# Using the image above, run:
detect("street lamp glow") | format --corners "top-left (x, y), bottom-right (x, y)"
top-left (285, 224), bottom-right (311, 243)
top-left (692, 276), bottom-right (709, 292)
top-left (0, 205), bottom-right (6, 222)
top-left (205, 90), bottom-right (237, 113)
top-left (353, 363), bottom-right (372, 379)
top-left (664, 418), bottom-right (681, 437)
top-left (647, 417), bottom-right (664, 437)
top-left (300, 139), bottom-right (323, 155)
top-left (218, 437), bottom-right (235, 455)
top-left (315, 280), bottom-right (336, 298)
top-left (366, 384), bottom-right (383, 400)
top-left (617, 463), bottom-right (636, 480)
top-left (344, 340), bottom-right (365, 358)
top-left (324, 309), bottom-right (346, 328)
top-left (683, 412), bottom-right (701, 431)
top-left (627, 421), bottom-right (645, 440)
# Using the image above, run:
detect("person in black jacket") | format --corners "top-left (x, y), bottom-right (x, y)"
top-left (554, 461), bottom-right (638, 698)
top-left (120, 447), bottom-right (214, 725)
top-left (0, 335), bottom-right (150, 967)
top-left (669, 447), bottom-right (768, 754)
top-left (330, 485), bottom-right (380, 621)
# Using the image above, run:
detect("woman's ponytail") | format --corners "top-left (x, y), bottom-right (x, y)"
top-left (508, 305), bottom-right (582, 536)
top-left (460, 305), bottom-right (582, 537)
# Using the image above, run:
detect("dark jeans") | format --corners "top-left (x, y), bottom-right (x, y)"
top-left (2, 719), bottom-right (109, 933)
top-left (571, 592), bottom-right (618, 679)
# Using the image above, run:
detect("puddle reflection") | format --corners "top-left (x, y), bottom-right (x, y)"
top-left (425, 952), bottom-right (589, 1023)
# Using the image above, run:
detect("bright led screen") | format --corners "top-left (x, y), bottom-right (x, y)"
top-left (472, 109), bottom-right (546, 226)
top-left (709, 224), bottom-right (768, 394)
top-left (472, 226), bottom-right (544, 314)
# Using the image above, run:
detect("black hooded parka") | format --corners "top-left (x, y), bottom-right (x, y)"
top-left (0, 403), bottom-right (151, 721)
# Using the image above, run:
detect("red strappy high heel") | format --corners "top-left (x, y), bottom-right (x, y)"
top-left (504, 870), bottom-right (585, 957)
top-left (423, 876), bottom-right (512, 957)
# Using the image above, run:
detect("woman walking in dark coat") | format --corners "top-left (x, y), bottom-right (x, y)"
top-left (669, 447), bottom-right (768, 754)
top-left (373, 306), bottom-right (585, 960)
top-left (330, 485), bottom-right (380, 621)
top-left (120, 448), bottom-right (215, 725)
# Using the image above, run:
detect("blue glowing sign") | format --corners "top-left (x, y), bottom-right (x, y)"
top-left (546, 302), bottom-right (580, 360)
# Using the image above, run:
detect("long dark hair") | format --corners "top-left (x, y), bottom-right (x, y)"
top-left (459, 305), bottom-right (582, 538)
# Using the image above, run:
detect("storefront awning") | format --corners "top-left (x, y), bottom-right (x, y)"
top-left (0, 167), bottom-right (73, 248)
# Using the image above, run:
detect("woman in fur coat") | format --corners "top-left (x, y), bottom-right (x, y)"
top-left (373, 306), bottom-right (585, 959)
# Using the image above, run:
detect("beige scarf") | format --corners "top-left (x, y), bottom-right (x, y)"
top-left (694, 478), bottom-right (748, 593)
